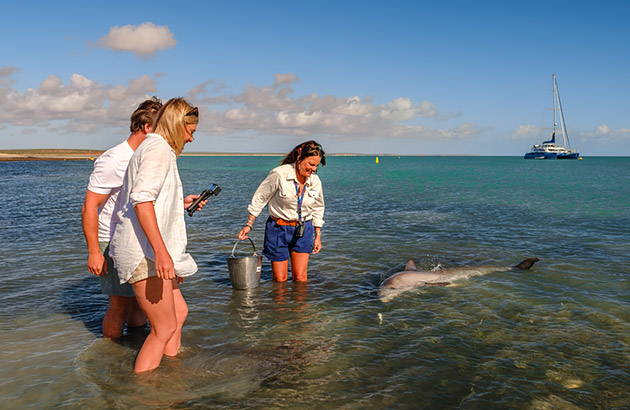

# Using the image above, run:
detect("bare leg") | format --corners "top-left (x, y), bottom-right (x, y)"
top-left (102, 295), bottom-right (132, 339)
top-left (272, 260), bottom-right (289, 282)
top-left (164, 282), bottom-right (188, 357)
top-left (290, 252), bottom-right (310, 282)
top-left (126, 298), bottom-right (148, 328)
top-left (131, 277), bottom-right (178, 373)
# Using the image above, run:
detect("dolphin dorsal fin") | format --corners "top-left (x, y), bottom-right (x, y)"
top-left (514, 257), bottom-right (540, 270)
top-left (405, 260), bottom-right (418, 271)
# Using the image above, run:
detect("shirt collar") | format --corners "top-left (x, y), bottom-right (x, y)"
top-left (146, 133), bottom-right (176, 154)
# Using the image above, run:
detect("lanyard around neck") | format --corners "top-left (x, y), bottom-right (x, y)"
top-left (294, 181), bottom-right (306, 222)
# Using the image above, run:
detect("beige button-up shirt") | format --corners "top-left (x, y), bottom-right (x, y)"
top-left (248, 163), bottom-right (325, 227)
top-left (110, 134), bottom-right (197, 283)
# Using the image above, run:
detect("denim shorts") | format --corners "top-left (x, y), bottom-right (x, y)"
top-left (263, 217), bottom-right (314, 262)
top-left (99, 242), bottom-right (134, 297)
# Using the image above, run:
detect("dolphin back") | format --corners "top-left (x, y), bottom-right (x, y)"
top-left (514, 257), bottom-right (539, 270)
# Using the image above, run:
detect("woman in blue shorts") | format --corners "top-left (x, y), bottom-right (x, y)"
top-left (238, 141), bottom-right (325, 282)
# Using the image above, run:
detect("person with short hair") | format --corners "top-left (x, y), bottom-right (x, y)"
top-left (109, 98), bottom-right (204, 373)
top-left (238, 140), bottom-right (326, 282)
top-left (81, 97), bottom-right (162, 339)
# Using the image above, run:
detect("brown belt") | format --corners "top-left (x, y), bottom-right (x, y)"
top-left (272, 217), bottom-right (300, 226)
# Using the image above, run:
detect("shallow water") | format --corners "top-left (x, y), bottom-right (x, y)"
top-left (0, 156), bottom-right (628, 409)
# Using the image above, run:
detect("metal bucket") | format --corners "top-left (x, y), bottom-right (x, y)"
top-left (226, 238), bottom-right (262, 290)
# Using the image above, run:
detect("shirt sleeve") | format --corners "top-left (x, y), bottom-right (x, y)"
top-left (87, 152), bottom-right (125, 195)
top-left (129, 141), bottom-right (172, 206)
top-left (311, 177), bottom-right (325, 227)
top-left (247, 169), bottom-right (281, 217)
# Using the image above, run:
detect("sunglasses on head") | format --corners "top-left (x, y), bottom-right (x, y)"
top-left (185, 107), bottom-right (199, 117)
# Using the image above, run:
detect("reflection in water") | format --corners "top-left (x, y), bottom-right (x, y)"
top-left (271, 281), bottom-right (310, 313)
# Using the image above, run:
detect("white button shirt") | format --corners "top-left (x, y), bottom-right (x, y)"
top-left (109, 134), bottom-right (197, 283)
top-left (247, 163), bottom-right (325, 227)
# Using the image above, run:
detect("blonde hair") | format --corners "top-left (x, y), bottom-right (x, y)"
top-left (152, 98), bottom-right (199, 156)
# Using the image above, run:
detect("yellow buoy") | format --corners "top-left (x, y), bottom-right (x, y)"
top-left (375, 156), bottom-right (379, 164)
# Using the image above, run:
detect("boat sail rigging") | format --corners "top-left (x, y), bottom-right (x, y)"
top-left (524, 74), bottom-right (580, 159)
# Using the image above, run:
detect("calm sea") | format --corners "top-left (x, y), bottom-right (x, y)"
top-left (0, 156), bottom-right (628, 409)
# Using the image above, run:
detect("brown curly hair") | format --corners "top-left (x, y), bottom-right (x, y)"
top-left (281, 140), bottom-right (326, 166)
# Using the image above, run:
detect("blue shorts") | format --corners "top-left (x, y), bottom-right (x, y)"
top-left (99, 242), bottom-right (135, 297)
top-left (263, 217), bottom-right (314, 262)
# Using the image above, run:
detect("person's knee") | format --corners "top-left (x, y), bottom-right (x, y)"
top-left (176, 301), bottom-right (188, 325)
top-left (109, 295), bottom-right (133, 314)
top-left (153, 318), bottom-right (178, 343)
top-left (273, 273), bottom-right (288, 282)
top-left (293, 271), bottom-right (308, 282)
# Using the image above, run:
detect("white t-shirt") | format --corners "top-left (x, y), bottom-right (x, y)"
top-left (87, 140), bottom-right (134, 242)
top-left (109, 134), bottom-right (197, 283)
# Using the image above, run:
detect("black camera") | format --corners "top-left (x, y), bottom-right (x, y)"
top-left (187, 184), bottom-right (221, 216)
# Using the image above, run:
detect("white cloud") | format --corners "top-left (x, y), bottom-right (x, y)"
top-left (274, 73), bottom-right (299, 87)
top-left (95, 22), bottom-right (176, 58)
top-left (190, 74), bottom-right (474, 141)
top-left (0, 69), bottom-right (478, 143)
top-left (509, 124), bottom-right (542, 140)
top-left (579, 123), bottom-right (630, 143)
top-left (0, 66), bottom-right (20, 78)
top-left (0, 70), bottom-right (157, 132)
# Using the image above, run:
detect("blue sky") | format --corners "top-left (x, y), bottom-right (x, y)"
top-left (1, 0), bottom-right (628, 155)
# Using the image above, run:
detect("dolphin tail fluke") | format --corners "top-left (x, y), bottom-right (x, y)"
top-left (514, 257), bottom-right (540, 270)
top-left (405, 260), bottom-right (418, 271)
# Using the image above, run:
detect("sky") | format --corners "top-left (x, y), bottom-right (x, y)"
top-left (1, 0), bottom-right (628, 156)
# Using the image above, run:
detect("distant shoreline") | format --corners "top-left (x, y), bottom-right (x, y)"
top-left (3, 149), bottom-right (554, 162)
top-left (0, 149), bottom-right (373, 162)
top-left (0, 149), bottom-right (105, 162)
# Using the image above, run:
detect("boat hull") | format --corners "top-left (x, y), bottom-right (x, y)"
top-left (524, 152), bottom-right (580, 159)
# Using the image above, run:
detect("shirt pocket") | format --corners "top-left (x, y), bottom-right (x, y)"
top-left (277, 190), bottom-right (293, 204)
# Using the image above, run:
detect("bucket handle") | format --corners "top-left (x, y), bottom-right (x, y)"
top-left (230, 238), bottom-right (258, 258)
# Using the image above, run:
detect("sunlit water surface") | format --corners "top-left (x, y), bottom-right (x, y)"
top-left (0, 156), bottom-right (628, 409)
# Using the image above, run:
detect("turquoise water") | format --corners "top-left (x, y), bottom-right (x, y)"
top-left (0, 156), bottom-right (628, 409)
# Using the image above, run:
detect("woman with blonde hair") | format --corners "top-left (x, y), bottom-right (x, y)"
top-left (110, 98), bottom-right (204, 373)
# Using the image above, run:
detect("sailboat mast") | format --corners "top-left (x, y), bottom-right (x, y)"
top-left (554, 74), bottom-right (571, 149)
top-left (552, 73), bottom-right (558, 138)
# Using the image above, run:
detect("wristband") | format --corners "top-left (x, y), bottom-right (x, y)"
top-left (245, 223), bottom-right (253, 229)
top-left (315, 231), bottom-right (321, 235)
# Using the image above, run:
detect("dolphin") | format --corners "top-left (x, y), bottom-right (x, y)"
top-left (378, 257), bottom-right (539, 302)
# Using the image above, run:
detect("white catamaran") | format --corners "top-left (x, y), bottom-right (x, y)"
top-left (524, 74), bottom-right (580, 159)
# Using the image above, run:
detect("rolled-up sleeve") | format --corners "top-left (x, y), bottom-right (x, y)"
top-left (311, 180), bottom-right (325, 227)
top-left (129, 142), bottom-right (172, 206)
top-left (247, 170), bottom-right (280, 217)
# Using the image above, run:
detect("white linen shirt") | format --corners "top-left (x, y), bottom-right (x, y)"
top-left (86, 140), bottom-right (134, 242)
top-left (109, 134), bottom-right (197, 283)
top-left (247, 163), bottom-right (325, 227)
